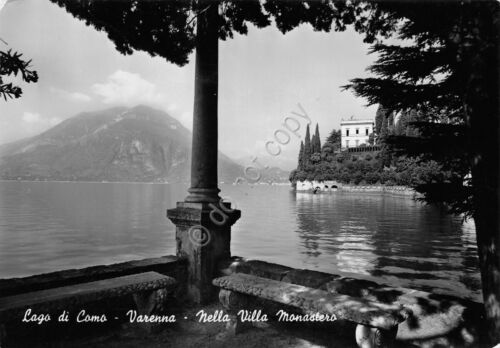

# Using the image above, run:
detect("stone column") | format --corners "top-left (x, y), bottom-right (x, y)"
top-left (167, 1), bottom-right (240, 304)
top-left (186, 0), bottom-right (220, 204)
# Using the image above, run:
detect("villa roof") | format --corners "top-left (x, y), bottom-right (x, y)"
top-left (340, 119), bottom-right (374, 125)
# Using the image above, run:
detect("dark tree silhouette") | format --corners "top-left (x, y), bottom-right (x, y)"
top-left (297, 140), bottom-right (304, 170)
top-left (0, 49), bottom-right (38, 100)
top-left (303, 123), bottom-right (311, 166)
top-left (374, 105), bottom-right (386, 136)
top-left (325, 129), bottom-right (341, 147)
top-left (345, 1), bottom-right (500, 341)
top-left (50, 0), bottom-right (382, 65)
top-left (312, 123), bottom-right (321, 154)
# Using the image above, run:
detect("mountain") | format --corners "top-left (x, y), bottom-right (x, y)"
top-left (234, 156), bottom-right (291, 183)
top-left (0, 105), bottom-right (246, 183)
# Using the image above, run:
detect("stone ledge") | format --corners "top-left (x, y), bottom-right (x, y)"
top-left (213, 273), bottom-right (406, 330)
top-left (219, 257), bottom-right (339, 289)
top-left (219, 258), bottom-right (294, 281)
top-left (0, 272), bottom-right (177, 322)
top-left (0, 256), bottom-right (185, 297)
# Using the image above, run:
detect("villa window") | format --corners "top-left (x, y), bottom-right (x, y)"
top-left (346, 129), bottom-right (349, 136)
top-left (346, 140), bottom-right (350, 147)
top-left (355, 140), bottom-right (359, 147)
top-left (356, 128), bottom-right (359, 135)
top-left (365, 128), bottom-right (369, 135)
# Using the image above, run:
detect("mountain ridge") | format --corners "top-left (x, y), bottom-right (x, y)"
top-left (0, 105), bottom-right (288, 183)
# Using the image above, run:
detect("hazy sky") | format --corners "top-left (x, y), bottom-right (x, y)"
top-left (0, 0), bottom-right (378, 170)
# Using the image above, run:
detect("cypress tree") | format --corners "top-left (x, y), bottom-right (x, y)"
top-left (374, 105), bottom-right (386, 135)
top-left (303, 124), bottom-right (311, 165)
top-left (379, 115), bottom-right (389, 143)
top-left (297, 141), bottom-right (304, 170)
top-left (313, 123), bottom-right (321, 154)
top-left (378, 115), bottom-right (391, 168)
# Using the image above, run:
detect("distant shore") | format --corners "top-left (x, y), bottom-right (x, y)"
top-left (0, 179), bottom-right (176, 185)
top-left (340, 185), bottom-right (420, 197)
top-left (294, 181), bottom-right (421, 198)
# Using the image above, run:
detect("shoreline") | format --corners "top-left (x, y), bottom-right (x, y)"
top-left (295, 184), bottom-right (421, 197)
top-left (340, 185), bottom-right (419, 196)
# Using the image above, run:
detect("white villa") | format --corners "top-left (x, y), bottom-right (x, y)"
top-left (340, 117), bottom-right (374, 149)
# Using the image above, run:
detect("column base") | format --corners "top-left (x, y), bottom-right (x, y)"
top-left (167, 201), bottom-right (241, 304)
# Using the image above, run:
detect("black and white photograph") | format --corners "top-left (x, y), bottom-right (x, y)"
top-left (0, 0), bottom-right (499, 347)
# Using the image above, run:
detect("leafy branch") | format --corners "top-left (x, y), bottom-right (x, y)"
top-left (0, 49), bottom-right (39, 101)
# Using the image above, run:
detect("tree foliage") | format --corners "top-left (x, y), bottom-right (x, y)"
top-left (297, 141), bottom-right (305, 170)
top-left (303, 124), bottom-right (311, 166)
top-left (290, 124), bottom-right (450, 190)
top-left (374, 105), bottom-right (386, 135)
top-left (325, 129), bottom-right (341, 146)
top-left (344, 1), bottom-right (499, 219)
top-left (50, 0), bottom-right (394, 68)
top-left (311, 123), bottom-right (321, 154)
top-left (0, 49), bottom-right (38, 100)
top-left (51, 0), bottom-right (272, 66)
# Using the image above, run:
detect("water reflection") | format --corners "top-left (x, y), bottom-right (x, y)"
top-left (294, 191), bottom-right (481, 301)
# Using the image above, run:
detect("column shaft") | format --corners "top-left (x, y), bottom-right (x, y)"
top-left (186, 0), bottom-right (220, 203)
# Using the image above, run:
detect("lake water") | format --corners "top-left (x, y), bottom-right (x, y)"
top-left (0, 181), bottom-right (481, 301)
